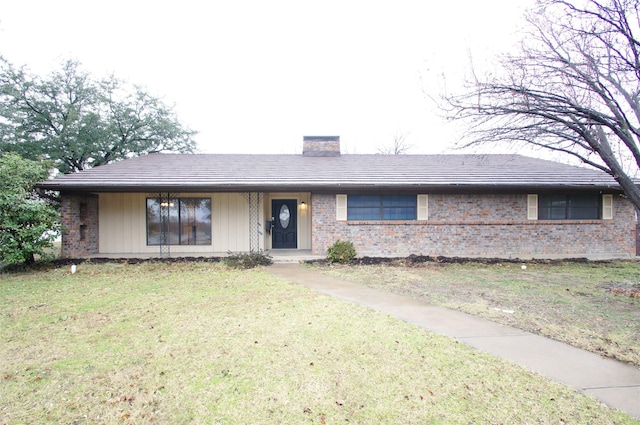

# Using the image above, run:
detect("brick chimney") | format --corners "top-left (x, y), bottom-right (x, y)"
top-left (302, 136), bottom-right (340, 157)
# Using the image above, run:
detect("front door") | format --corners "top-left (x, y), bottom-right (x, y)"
top-left (272, 199), bottom-right (297, 249)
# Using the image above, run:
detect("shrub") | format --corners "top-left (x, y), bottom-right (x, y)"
top-left (0, 154), bottom-right (60, 266)
top-left (327, 240), bottom-right (357, 264)
top-left (223, 251), bottom-right (273, 269)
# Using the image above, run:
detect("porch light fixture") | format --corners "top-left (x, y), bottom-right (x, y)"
top-left (299, 201), bottom-right (307, 210)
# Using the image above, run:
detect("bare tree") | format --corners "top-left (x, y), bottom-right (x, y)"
top-left (377, 130), bottom-right (413, 155)
top-left (442, 0), bottom-right (640, 210)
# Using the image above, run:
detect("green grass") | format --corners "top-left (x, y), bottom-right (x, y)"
top-left (1, 262), bottom-right (637, 424)
top-left (313, 260), bottom-right (640, 366)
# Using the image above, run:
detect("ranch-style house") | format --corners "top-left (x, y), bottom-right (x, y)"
top-left (37, 136), bottom-right (637, 260)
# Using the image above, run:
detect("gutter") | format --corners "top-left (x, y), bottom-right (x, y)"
top-left (34, 182), bottom-right (624, 194)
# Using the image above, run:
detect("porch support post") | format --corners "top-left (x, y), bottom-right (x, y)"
top-left (150, 192), bottom-right (172, 258)
top-left (243, 192), bottom-right (263, 252)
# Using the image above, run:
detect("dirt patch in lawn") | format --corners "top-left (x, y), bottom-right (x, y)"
top-left (602, 281), bottom-right (640, 298)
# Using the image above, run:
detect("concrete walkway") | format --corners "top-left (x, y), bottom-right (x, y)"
top-left (267, 263), bottom-right (640, 420)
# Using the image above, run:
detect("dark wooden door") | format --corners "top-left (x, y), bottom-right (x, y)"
top-left (272, 199), bottom-right (297, 249)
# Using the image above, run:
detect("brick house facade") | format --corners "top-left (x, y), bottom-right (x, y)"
top-left (39, 137), bottom-right (637, 260)
top-left (311, 193), bottom-right (636, 258)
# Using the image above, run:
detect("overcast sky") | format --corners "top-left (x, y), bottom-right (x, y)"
top-left (1, 0), bottom-right (532, 155)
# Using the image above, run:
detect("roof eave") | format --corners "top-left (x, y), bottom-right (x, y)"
top-left (35, 182), bottom-right (624, 194)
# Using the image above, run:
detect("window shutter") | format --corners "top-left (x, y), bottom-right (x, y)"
top-left (336, 194), bottom-right (347, 221)
top-left (527, 194), bottom-right (538, 220)
top-left (417, 194), bottom-right (428, 220)
top-left (602, 194), bottom-right (613, 219)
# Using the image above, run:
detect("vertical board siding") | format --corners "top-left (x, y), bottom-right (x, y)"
top-left (297, 192), bottom-right (311, 249)
top-left (121, 194), bottom-right (132, 252)
top-left (98, 192), bottom-right (251, 254)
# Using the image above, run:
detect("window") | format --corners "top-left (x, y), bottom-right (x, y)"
top-left (347, 195), bottom-right (417, 220)
top-left (147, 198), bottom-right (212, 245)
top-left (538, 194), bottom-right (601, 220)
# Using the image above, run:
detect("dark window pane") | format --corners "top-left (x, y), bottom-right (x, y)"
top-left (349, 195), bottom-right (382, 208)
top-left (196, 199), bottom-right (212, 245)
top-left (177, 198), bottom-right (211, 245)
top-left (147, 199), bottom-right (162, 245)
top-left (384, 207), bottom-right (416, 220)
top-left (538, 194), bottom-right (600, 220)
top-left (348, 207), bottom-right (381, 220)
top-left (383, 195), bottom-right (415, 207)
top-left (147, 198), bottom-right (212, 246)
top-left (167, 203), bottom-right (180, 244)
top-left (568, 195), bottom-right (599, 219)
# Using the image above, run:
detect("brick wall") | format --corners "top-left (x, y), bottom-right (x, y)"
top-left (311, 193), bottom-right (636, 258)
top-left (302, 136), bottom-right (341, 157)
top-left (60, 194), bottom-right (99, 258)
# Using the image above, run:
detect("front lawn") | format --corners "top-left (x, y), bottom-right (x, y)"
top-left (313, 260), bottom-right (640, 367)
top-left (1, 262), bottom-right (636, 424)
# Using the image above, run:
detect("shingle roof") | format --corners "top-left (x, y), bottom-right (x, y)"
top-left (36, 153), bottom-right (621, 193)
